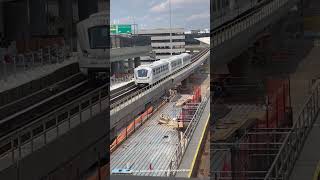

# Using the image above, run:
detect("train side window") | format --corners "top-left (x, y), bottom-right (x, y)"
top-left (20, 132), bottom-right (31, 144)
top-left (0, 142), bottom-right (11, 155)
top-left (33, 125), bottom-right (44, 136)
top-left (70, 105), bottom-right (80, 116)
top-left (46, 119), bottom-right (56, 129)
top-left (100, 88), bottom-right (108, 98)
top-left (92, 95), bottom-right (99, 104)
top-left (81, 100), bottom-right (90, 109)
top-left (58, 112), bottom-right (68, 123)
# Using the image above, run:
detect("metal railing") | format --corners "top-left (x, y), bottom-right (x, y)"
top-left (1, 45), bottom-right (70, 81)
top-left (110, 48), bottom-right (210, 113)
top-left (167, 91), bottom-right (210, 176)
top-left (212, 0), bottom-right (258, 29)
top-left (212, 0), bottom-right (293, 48)
top-left (110, 74), bottom-right (134, 85)
top-left (0, 83), bottom-right (108, 171)
top-left (264, 80), bottom-right (320, 179)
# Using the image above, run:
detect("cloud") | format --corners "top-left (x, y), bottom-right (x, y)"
top-left (150, 0), bottom-right (207, 13)
top-left (186, 12), bottom-right (209, 21)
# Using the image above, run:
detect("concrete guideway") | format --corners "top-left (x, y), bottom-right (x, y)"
top-left (110, 46), bottom-right (151, 63)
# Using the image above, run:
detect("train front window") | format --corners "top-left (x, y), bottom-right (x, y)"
top-left (88, 25), bottom-right (109, 49)
top-left (137, 69), bottom-right (148, 77)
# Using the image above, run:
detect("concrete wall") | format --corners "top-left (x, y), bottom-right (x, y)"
top-left (3, 1), bottom-right (29, 40)
top-left (0, 110), bottom-right (109, 180)
top-left (212, 0), bottom-right (298, 67)
top-left (0, 2), bottom-right (3, 36)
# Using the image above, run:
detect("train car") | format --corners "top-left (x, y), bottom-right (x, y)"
top-left (179, 53), bottom-right (192, 65)
top-left (76, 11), bottom-right (109, 79)
top-left (134, 60), bottom-right (170, 86)
top-left (165, 56), bottom-right (183, 73)
top-left (134, 53), bottom-right (192, 87)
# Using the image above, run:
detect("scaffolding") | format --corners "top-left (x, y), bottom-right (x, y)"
top-left (211, 76), bottom-right (292, 180)
top-left (212, 128), bottom-right (290, 180)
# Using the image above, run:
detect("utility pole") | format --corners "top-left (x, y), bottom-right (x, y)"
top-left (169, 0), bottom-right (173, 56)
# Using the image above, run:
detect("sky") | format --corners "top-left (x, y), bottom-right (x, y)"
top-left (110, 0), bottom-right (210, 31)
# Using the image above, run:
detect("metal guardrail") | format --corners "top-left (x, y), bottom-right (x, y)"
top-left (264, 80), bottom-right (320, 179)
top-left (212, 0), bottom-right (292, 48)
top-left (167, 91), bottom-right (210, 176)
top-left (110, 74), bottom-right (134, 85)
top-left (212, 0), bottom-right (257, 29)
top-left (110, 48), bottom-right (210, 113)
top-left (0, 83), bottom-right (108, 171)
top-left (1, 45), bottom-right (70, 81)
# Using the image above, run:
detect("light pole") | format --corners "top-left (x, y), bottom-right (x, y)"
top-left (169, 0), bottom-right (173, 56)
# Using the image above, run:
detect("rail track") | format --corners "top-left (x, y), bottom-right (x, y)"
top-left (0, 73), bottom-right (86, 121)
top-left (0, 78), bottom-right (106, 137)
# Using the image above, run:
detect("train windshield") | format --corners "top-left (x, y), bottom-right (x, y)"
top-left (88, 25), bottom-right (109, 49)
top-left (137, 69), bottom-right (148, 77)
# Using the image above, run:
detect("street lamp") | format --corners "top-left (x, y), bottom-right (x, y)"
top-left (169, 0), bottom-right (173, 56)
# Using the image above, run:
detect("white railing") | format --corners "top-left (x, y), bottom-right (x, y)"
top-left (212, 0), bottom-right (294, 48)
top-left (264, 80), bottom-right (320, 179)
top-left (110, 74), bottom-right (134, 85)
top-left (0, 83), bottom-right (108, 171)
top-left (167, 92), bottom-right (210, 176)
top-left (1, 45), bottom-right (70, 81)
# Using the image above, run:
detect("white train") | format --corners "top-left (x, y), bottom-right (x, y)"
top-left (134, 53), bottom-right (192, 86)
top-left (76, 11), bottom-right (109, 79)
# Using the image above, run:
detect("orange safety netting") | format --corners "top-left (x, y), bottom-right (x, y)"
top-left (110, 106), bottom-right (153, 153)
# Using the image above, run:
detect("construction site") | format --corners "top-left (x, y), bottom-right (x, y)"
top-left (110, 56), bottom-right (210, 177)
top-left (211, 0), bottom-right (320, 179)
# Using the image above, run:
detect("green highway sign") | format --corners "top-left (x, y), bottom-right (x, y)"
top-left (118, 25), bottom-right (132, 34)
top-left (110, 25), bottom-right (117, 34)
top-left (110, 24), bottom-right (132, 34)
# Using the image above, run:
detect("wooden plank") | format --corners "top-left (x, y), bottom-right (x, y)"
top-left (212, 105), bottom-right (265, 142)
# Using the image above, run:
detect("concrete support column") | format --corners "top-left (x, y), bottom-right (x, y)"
top-left (98, 0), bottom-right (107, 12)
top-left (59, 0), bottom-right (73, 48)
top-left (128, 58), bottom-right (135, 69)
top-left (29, 0), bottom-right (47, 36)
top-left (229, 0), bottom-right (236, 10)
top-left (111, 61), bottom-right (124, 75)
top-left (181, 78), bottom-right (189, 87)
top-left (0, 3), bottom-right (3, 36)
top-left (3, 1), bottom-right (29, 40)
top-left (111, 36), bottom-right (121, 48)
top-left (128, 58), bottom-right (135, 73)
top-left (119, 61), bottom-right (125, 73)
top-left (134, 57), bottom-right (141, 67)
top-left (111, 62), bottom-right (120, 76)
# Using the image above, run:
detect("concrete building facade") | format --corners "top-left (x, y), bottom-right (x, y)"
top-left (138, 28), bottom-right (186, 60)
